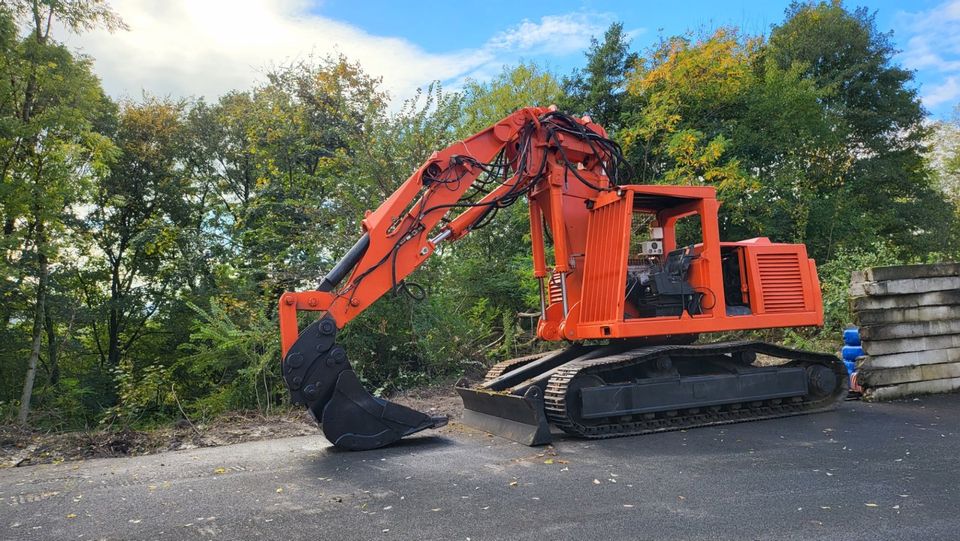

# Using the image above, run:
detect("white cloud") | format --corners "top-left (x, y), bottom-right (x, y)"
top-left (897, 0), bottom-right (960, 111)
top-left (899, 1), bottom-right (960, 72)
top-left (488, 13), bottom-right (606, 55)
top-left (923, 76), bottom-right (960, 108)
top-left (57, 0), bottom-right (612, 104)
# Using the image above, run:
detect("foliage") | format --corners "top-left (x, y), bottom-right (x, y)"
top-left (766, 0), bottom-right (957, 259)
top-left (176, 300), bottom-right (282, 419)
top-left (561, 22), bottom-right (637, 130)
top-left (816, 242), bottom-right (902, 334)
top-left (1, 2), bottom-right (958, 431)
top-left (460, 62), bottom-right (563, 135)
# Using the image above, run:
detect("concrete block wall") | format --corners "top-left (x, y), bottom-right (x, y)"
top-left (851, 262), bottom-right (960, 400)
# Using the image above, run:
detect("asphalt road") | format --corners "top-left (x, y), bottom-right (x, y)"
top-left (2, 395), bottom-right (959, 541)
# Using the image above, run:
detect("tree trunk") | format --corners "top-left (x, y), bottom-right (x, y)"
top-left (108, 259), bottom-right (121, 366)
top-left (17, 237), bottom-right (47, 426)
top-left (45, 307), bottom-right (58, 385)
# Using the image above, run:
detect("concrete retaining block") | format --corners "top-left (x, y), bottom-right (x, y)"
top-left (864, 376), bottom-right (960, 401)
top-left (858, 361), bottom-right (960, 387)
top-left (849, 277), bottom-right (960, 297)
top-left (857, 348), bottom-right (960, 369)
top-left (860, 319), bottom-right (960, 341)
top-left (850, 290), bottom-right (960, 311)
top-left (850, 262), bottom-right (960, 400)
top-left (851, 262), bottom-right (960, 283)
top-left (854, 305), bottom-right (960, 325)
top-left (862, 334), bottom-right (960, 355)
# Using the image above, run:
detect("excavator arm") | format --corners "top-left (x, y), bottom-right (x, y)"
top-left (278, 106), bottom-right (619, 450)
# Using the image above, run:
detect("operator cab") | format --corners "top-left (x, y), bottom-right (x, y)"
top-left (624, 193), bottom-right (751, 320)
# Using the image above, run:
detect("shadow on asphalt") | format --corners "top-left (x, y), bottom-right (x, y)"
top-left (317, 434), bottom-right (456, 457)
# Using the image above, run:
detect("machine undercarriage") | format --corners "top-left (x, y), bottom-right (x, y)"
top-left (458, 340), bottom-right (846, 445)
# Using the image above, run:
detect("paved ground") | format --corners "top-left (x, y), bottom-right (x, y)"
top-left (1, 395), bottom-right (959, 541)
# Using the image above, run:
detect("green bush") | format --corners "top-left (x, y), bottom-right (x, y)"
top-left (176, 299), bottom-right (284, 419)
top-left (815, 241), bottom-right (902, 335)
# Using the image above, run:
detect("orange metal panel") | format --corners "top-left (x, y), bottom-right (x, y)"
top-left (578, 191), bottom-right (633, 325)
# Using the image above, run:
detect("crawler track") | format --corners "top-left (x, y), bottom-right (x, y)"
top-left (541, 341), bottom-right (847, 439)
top-left (483, 351), bottom-right (554, 383)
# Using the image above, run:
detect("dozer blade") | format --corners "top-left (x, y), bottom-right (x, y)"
top-left (454, 346), bottom-right (594, 445)
top-left (283, 314), bottom-right (447, 451)
top-left (455, 382), bottom-right (552, 446)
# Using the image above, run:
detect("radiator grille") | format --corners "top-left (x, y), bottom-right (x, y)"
top-left (757, 252), bottom-right (806, 313)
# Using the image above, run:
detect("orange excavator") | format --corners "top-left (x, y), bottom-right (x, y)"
top-left (278, 107), bottom-right (846, 451)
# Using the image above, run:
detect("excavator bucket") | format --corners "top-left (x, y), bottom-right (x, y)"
top-left (282, 314), bottom-right (447, 451)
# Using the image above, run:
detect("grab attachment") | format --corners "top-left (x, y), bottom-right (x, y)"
top-left (282, 314), bottom-right (447, 451)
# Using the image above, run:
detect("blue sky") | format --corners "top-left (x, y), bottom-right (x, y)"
top-left (314, 0), bottom-right (956, 117)
top-left (66, 0), bottom-right (960, 119)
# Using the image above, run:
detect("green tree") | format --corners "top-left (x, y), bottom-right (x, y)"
top-left (459, 62), bottom-right (562, 135)
top-left (83, 98), bottom-right (192, 369)
top-left (561, 22), bottom-right (638, 130)
top-left (767, 0), bottom-right (956, 258)
top-left (0, 1), bottom-right (119, 425)
top-left (622, 29), bottom-right (759, 188)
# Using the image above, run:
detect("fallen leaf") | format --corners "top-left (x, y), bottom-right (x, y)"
top-left (276, 488), bottom-right (283, 493)
top-left (623, 504), bottom-right (634, 508)
top-left (213, 468), bottom-right (226, 474)
top-left (543, 459), bottom-right (554, 465)
top-left (66, 514), bottom-right (77, 519)
top-left (865, 503), bottom-right (878, 507)
top-left (383, 506), bottom-right (392, 510)
top-left (431, 508), bottom-right (441, 512)
top-left (593, 479), bottom-right (601, 485)
top-left (509, 481), bottom-right (518, 487)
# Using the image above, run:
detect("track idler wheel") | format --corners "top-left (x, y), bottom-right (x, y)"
top-left (282, 314), bottom-right (447, 451)
top-left (806, 364), bottom-right (840, 398)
